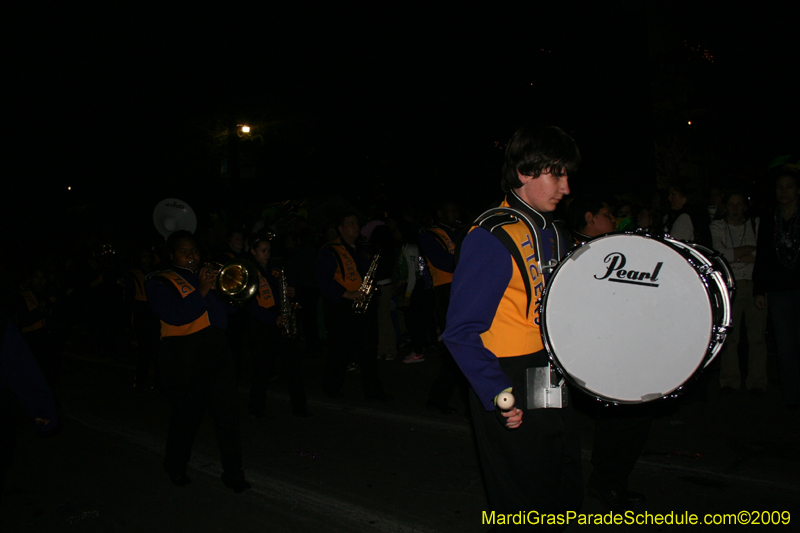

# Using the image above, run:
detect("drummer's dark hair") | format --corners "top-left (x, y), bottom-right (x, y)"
top-left (166, 230), bottom-right (196, 254)
top-left (772, 167), bottom-right (799, 187)
top-left (335, 211), bottom-right (360, 228)
top-left (722, 189), bottom-right (749, 206)
top-left (567, 196), bottom-right (607, 232)
top-left (246, 231), bottom-right (273, 251)
top-left (668, 176), bottom-right (705, 208)
top-left (501, 126), bottom-right (581, 192)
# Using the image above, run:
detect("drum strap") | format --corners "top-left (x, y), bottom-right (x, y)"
top-left (467, 208), bottom-right (567, 319)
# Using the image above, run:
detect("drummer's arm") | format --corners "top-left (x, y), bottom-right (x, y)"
top-left (710, 220), bottom-right (735, 262)
top-left (711, 221), bottom-right (756, 262)
top-left (442, 229), bottom-right (515, 413)
top-left (735, 249), bottom-right (756, 263)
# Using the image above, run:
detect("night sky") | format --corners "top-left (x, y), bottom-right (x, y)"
top-left (8, 2), bottom-right (798, 249)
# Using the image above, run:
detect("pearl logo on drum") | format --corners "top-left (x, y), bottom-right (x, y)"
top-left (594, 252), bottom-right (663, 287)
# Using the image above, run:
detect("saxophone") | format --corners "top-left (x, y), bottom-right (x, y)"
top-left (352, 252), bottom-right (380, 314)
top-left (279, 267), bottom-right (300, 338)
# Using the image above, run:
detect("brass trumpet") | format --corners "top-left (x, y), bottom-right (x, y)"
top-left (203, 259), bottom-right (260, 304)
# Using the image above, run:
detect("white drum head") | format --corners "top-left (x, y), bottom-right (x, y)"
top-left (542, 234), bottom-right (713, 403)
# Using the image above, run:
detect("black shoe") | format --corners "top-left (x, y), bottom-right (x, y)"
top-left (221, 472), bottom-right (251, 493)
top-left (325, 390), bottom-right (346, 400)
top-left (164, 464), bottom-right (192, 486)
top-left (426, 402), bottom-right (457, 414)
top-left (292, 410), bottom-right (314, 418)
top-left (589, 484), bottom-right (645, 511)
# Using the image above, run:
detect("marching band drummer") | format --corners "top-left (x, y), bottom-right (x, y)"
top-left (443, 126), bottom-right (583, 530)
top-left (315, 213), bottom-right (391, 401)
top-left (145, 230), bottom-right (250, 493)
top-left (245, 232), bottom-right (310, 418)
top-left (567, 195), bottom-right (650, 513)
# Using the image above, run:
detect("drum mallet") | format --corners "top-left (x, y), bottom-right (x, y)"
top-left (495, 390), bottom-right (516, 427)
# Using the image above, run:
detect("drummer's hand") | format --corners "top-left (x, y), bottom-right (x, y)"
top-left (198, 267), bottom-right (216, 295)
top-left (500, 407), bottom-right (523, 429)
top-left (755, 295), bottom-right (766, 310)
top-left (738, 245), bottom-right (757, 257)
top-left (343, 290), bottom-right (365, 302)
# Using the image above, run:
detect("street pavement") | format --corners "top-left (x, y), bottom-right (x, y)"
top-left (2, 341), bottom-right (799, 532)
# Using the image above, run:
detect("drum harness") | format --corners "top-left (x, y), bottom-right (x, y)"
top-left (470, 204), bottom-right (569, 409)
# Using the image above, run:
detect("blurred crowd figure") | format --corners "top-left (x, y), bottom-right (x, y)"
top-left (1, 156), bottom-right (797, 511)
top-left (2, 172), bottom-right (797, 398)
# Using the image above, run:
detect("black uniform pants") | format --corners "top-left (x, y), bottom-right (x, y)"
top-left (469, 352), bottom-right (583, 531)
top-left (160, 327), bottom-right (242, 476)
top-left (427, 284), bottom-right (468, 408)
top-left (322, 298), bottom-right (384, 398)
top-left (590, 405), bottom-right (652, 491)
top-left (246, 322), bottom-right (307, 416)
top-left (132, 304), bottom-right (160, 389)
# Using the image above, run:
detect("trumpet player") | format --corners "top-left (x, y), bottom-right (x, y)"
top-left (245, 232), bottom-right (309, 418)
top-left (316, 213), bottom-right (391, 401)
top-left (145, 230), bottom-right (250, 493)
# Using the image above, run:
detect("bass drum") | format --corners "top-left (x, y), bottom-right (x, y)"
top-left (541, 233), bottom-right (733, 404)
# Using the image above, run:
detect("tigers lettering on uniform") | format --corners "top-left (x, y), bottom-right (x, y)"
top-left (256, 272), bottom-right (276, 309)
top-left (157, 272), bottom-right (196, 298)
top-left (344, 256), bottom-right (358, 283)
top-left (471, 195), bottom-right (566, 357)
top-left (520, 233), bottom-right (545, 304)
top-left (154, 271), bottom-right (210, 337)
top-left (327, 239), bottom-right (363, 291)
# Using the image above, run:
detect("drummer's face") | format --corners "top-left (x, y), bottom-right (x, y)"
top-left (250, 241), bottom-right (271, 268)
top-left (725, 195), bottom-right (747, 223)
top-left (171, 238), bottom-right (200, 271)
top-left (776, 176), bottom-right (798, 206)
top-left (517, 169), bottom-right (570, 212)
top-left (668, 188), bottom-right (687, 210)
top-left (588, 204), bottom-right (616, 235)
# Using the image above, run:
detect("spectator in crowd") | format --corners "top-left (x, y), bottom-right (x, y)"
top-left (754, 169), bottom-right (800, 410)
top-left (711, 191), bottom-right (768, 395)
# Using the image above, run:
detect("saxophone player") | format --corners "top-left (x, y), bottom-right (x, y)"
top-left (316, 213), bottom-right (392, 401)
top-left (245, 232), bottom-right (309, 418)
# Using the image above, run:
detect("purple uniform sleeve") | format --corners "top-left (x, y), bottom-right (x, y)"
top-left (443, 228), bottom-right (514, 411)
top-left (1, 320), bottom-right (59, 432)
top-left (146, 277), bottom-right (209, 326)
top-left (316, 247), bottom-right (347, 302)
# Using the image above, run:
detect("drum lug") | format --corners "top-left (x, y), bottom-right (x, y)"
top-left (698, 264), bottom-right (714, 275)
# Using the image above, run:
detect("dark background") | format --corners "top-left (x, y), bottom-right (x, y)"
top-left (7, 1), bottom-right (798, 252)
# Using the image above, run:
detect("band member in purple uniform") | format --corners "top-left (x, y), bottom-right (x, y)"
top-left (443, 126), bottom-right (582, 529)
top-left (316, 213), bottom-right (391, 401)
top-left (146, 230), bottom-right (249, 493)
